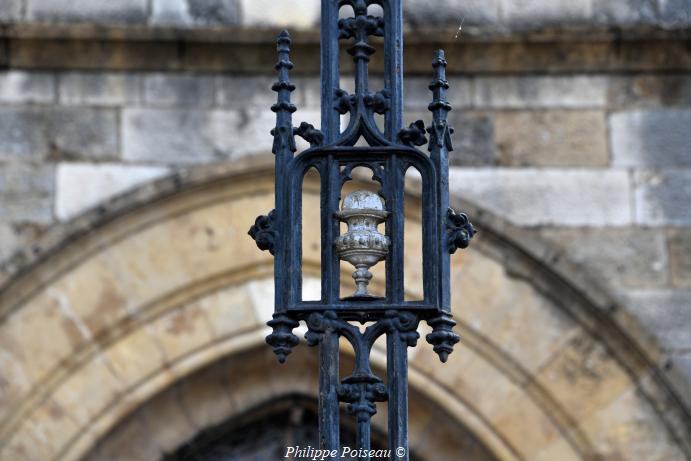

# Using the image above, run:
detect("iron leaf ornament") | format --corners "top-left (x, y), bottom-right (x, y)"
top-left (248, 210), bottom-right (278, 255)
top-left (398, 120), bottom-right (428, 146)
top-left (447, 207), bottom-right (477, 254)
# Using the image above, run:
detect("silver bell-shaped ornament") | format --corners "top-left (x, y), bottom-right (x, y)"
top-left (335, 190), bottom-right (390, 298)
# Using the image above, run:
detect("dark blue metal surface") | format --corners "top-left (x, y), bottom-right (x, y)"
top-left (249, 1), bottom-right (475, 459)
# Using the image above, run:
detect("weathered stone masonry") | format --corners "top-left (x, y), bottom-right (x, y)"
top-left (0, 1), bottom-right (690, 459)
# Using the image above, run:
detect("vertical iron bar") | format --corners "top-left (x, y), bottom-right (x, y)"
top-left (386, 156), bottom-right (405, 304)
top-left (387, 330), bottom-right (409, 461)
top-left (351, 1), bottom-right (370, 98)
top-left (429, 50), bottom-right (452, 310)
top-left (319, 329), bottom-right (340, 459)
top-left (321, 0), bottom-right (340, 142)
top-left (384, 0), bottom-right (403, 141)
top-left (273, 30), bottom-right (297, 313)
top-left (319, 4), bottom-right (341, 458)
top-left (325, 156), bottom-right (341, 305)
top-left (357, 415), bottom-right (371, 461)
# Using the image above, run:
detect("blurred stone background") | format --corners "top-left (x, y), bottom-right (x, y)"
top-left (0, 1), bottom-right (690, 460)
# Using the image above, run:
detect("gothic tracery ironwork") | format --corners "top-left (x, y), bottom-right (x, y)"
top-left (249, 1), bottom-right (474, 459)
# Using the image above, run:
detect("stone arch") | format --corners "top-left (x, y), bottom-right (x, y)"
top-left (0, 157), bottom-right (689, 461)
top-left (82, 347), bottom-right (497, 461)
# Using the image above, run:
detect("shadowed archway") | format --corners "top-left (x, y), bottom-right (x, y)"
top-left (85, 347), bottom-right (496, 461)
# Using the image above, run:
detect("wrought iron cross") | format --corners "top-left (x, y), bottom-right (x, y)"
top-left (249, 1), bottom-right (475, 459)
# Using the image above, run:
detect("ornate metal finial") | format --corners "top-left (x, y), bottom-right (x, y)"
top-left (335, 191), bottom-right (390, 298)
top-left (271, 30), bottom-right (297, 155)
top-left (260, 29), bottom-right (301, 363)
top-left (266, 314), bottom-right (300, 364)
top-left (428, 49), bottom-right (454, 150)
top-left (425, 48), bottom-right (473, 363)
top-left (339, 0), bottom-right (384, 95)
top-left (426, 314), bottom-right (460, 363)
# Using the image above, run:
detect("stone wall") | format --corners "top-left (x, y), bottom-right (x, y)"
top-left (1, 0), bottom-right (690, 29)
top-left (0, 0), bottom-right (690, 443)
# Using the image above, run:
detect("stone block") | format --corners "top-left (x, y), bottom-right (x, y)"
top-left (143, 73), bottom-right (216, 108)
top-left (151, 0), bottom-right (192, 25)
top-left (404, 77), bottom-right (472, 110)
top-left (217, 75), bottom-right (293, 109)
top-left (403, 110), bottom-right (494, 167)
top-left (3, 428), bottom-right (54, 461)
top-left (672, 353), bottom-right (691, 386)
top-left (0, 313), bottom-right (35, 424)
top-left (26, 0), bottom-right (148, 23)
top-left (634, 170), bottom-right (691, 226)
top-left (59, 72), bottom-right (141, 106)
top-left (48, 108), bottom-right (119, 160)
top-left (621, 290), bottom-right (691, 351)
top-left (0, 108), bottom-right (50, 160)
top-left (153, 0), bottom-right (241, 26)
top-left (188, 0), bottom-right (241, 25)
top-left (0, 299), bottom-right (79, 388)
top-left (592, 0), bottom-right (658, 25)
top-left (297, 77), bottom-right (321, 109)
top-left (198, 285), bottom-right (259, 338)
top-left (122, 108), bottom-right (286, 164)
top-left (501, 0), bottom-right (593, 28)
top-left (55, 163), bottom-right (169, 221)
top-left (539, 228), bottom-right (668, 288)
top-left (473, 76), bottom-right (608, 109)
top-left (611, 109), bottom-right (691, 167)
top-left (659, 0), bottom-right (691, 28)
top-left (88, 414), bottom-right (160, 461)
top-left (452, 252), bottom-right (581, 373)
top-left (177, 362), bottom-right (236, 430)
top-left (607, 75), bottom-right (691, 108)
top-left (241, 0), bottom-right (318, 29)
top-left (496, 110), bottom-right (608, 167)
top-left (0, 224), bottom-right (18, 262)
top-left (531, 332), bottom-right (634, 424)
top-left (0, 195), bottom-right (53, 224)
top-left (0, 0), bottom-right (22, 21)
top-left (449, 168), bottom-right (632, 227)
top-left (0, 71), bottom-right (55, 104)
top-left (669, 230), bottom-right (691, 289)
top-left (13, 39), bottom-right (180, 72)
top-left (140, 386), bottom-right (197, 454)
top-left (19, 399), bottom-right (81, 461)
top-left (0, 222), bottom-right (44, 263)
top-left (0, 163), bottom-right (54, 223)
top-left (0, 107), bottom-right (118, 161)
top-left (104, 329), bottom-right (165, 389)
top-left (150, 304), bottom-right (215, 363)
top-left (532, 439), bottom-right (581, 461)
top-left (449, 112), bottom-right (495, 166)
top-left (488, 388), bottom-right (561, 456)
top-left (52, 355), bottom-right (124, 426)
top-left (405, 0), bottom-right (501, 27)
top-left (578, 386), bottom-right (686, 461)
